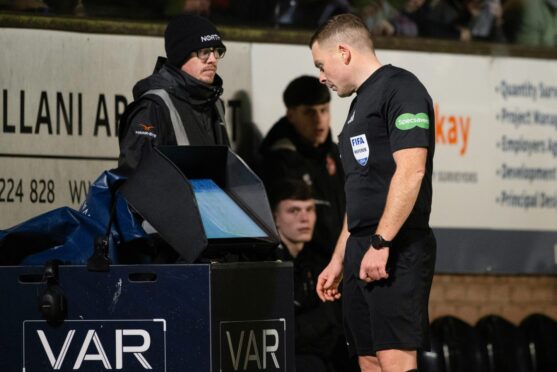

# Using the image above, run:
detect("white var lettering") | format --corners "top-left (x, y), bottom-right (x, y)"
top-left (36, 328), bottom-right (152, 370)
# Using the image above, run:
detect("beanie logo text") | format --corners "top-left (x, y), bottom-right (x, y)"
top-left (200, 34), bottom-right (221, 42)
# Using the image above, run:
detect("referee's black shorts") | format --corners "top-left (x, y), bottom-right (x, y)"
top-left (342, 228), bottom-right (436, 356)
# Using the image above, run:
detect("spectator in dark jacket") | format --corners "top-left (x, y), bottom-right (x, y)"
top-left (118, 14), bottom-right (230, 176)
top-left (259, 76), bottom-right (345, 259)
top-left (268, 179), bottom-right (344, 372)
top-left (419, 0), bottom-right (506, 42)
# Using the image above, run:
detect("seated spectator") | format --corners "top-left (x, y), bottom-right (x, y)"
top-left (317, 0), bottom-right (353, 25)
top-left (226, 0), bottom-right (277, 27)
top-left (10, 0), bottom-right (48, 12)
top-left (354, 0), bottom-right (411, 36)
top-left (516, 0), bottom-right (557, 47)
top-left (81, 0), bottom-right (165, 19)
top-left (355, 0), bottom-right (397, 36)
top-left (165, 0), bottom-right (211, 17)
top-left (466, 0), bottom-right (506, 42)
top-left (268, 179), bottom-right (343, 372)
top-left (44, 0), bottom-right (79, 14)
top-left (276, 0), bottom-right (352, 28)
top-left (417, 0), bottom-right (505, 42)
top-left (500, 0), bottom-right (525, 43)
top-left (259, 75), bottom-right (345, 259)
top-left (399, 0), bottom-right (433, 36)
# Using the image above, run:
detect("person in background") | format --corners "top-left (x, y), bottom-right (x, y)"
top-left (269, 178), bottom-right (348, 372)
top-left (165, 0), bottom-right (211, 17)
top-left (516, 0), bottom-right (557, 47)
top-left (354, 0), bottom-right (406, 37)
top-left (411, 0), bottom-right (505, 42)
top-left (259, 75), bottom-right (345, 259)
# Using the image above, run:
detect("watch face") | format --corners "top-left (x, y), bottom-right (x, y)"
top-left (371, 234), bottom-right (382, 248)
top-left (371, 234), bottom-right (389, 248)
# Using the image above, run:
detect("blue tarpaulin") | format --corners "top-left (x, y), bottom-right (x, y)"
top-left (0, 170), bottom-right (146, 265)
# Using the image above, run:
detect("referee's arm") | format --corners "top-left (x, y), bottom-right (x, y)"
top-left (360, 147), bottom-right (427, 282)
top-left (316, 215), bottom-right (349, 302)
top-left (376, 147), bottom-right (427, 241)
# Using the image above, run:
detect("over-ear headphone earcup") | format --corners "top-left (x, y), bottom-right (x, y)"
top-left (38, 283), bottom-right (66, 323)
top-left (37, 260), bottom-right (67, 324)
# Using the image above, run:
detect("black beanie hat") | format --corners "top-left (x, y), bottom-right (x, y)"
top-left (283, 75), bottom-right (331, 108)
top-left (164, 14), bottom-right (226, 68)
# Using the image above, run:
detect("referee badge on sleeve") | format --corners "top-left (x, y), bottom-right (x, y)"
top-left (350, 134), bottom-right (369, 166)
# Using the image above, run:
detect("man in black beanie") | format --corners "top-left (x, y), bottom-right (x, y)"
top-left (117, 14), bottom-right (230, 175)
top-left (259, 75), bottom-right (345, 260)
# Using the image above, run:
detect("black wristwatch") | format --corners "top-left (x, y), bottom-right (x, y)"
top-left (370, 234), bottom-right (392, 249)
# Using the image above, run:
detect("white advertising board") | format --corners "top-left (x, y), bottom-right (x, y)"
top-left (1, 28), bottom-right (556, 272)
top-left (380, 51), bottom-right (557, 232)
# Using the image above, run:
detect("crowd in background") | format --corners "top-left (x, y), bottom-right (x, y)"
top-left (1, 0), bottom-right (556, 47)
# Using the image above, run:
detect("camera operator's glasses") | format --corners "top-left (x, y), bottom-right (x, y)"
top-left (194, 47), bottom-right (226, 62)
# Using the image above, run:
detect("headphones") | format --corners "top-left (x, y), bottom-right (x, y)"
top-left (38, 260), bottom-right (67, 324)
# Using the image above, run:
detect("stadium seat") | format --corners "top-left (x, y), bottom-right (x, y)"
top-left (430, 315), bottom-right (489, 372)
top-left (520, 313), bottom-right (557, 372)
top-left (476, 315), bottom-right (533, 372)
top-left (418, 330), bottom-right (446, 372)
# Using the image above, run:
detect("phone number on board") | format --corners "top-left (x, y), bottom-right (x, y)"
top-left (0, 178), bottom-right (55, 204)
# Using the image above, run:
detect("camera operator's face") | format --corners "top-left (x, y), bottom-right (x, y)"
top-left (274, 199), bottom-right (316, 245)
top-left (181, 48), bottom-right (222, 84)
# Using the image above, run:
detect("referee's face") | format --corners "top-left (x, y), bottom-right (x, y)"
top-left (312, 41), bottom-right (353, 97)
top-left (274, 199), bottom-right (316, 246)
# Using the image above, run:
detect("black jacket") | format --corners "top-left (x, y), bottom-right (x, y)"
top-left (274, 243), bottom-right (342, 358)
top-left (260, 118), bottom-right (345, 258)
top-left (117, 59), bottom-right (229, 175)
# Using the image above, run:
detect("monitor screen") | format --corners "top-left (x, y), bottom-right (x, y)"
top-left (190, 179), bottom-right (268, 239)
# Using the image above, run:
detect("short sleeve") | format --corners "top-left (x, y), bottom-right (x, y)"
top-left (385, 74), bottom-right (432, 153)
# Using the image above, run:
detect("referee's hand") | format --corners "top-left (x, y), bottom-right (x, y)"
top-left (316, 259), bottom-right (343, 302)
top-left (359, 247), bottom-right (389, 282)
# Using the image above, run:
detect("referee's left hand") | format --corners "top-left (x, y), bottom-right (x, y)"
top-left (359, 247), bottom-right (389, 282)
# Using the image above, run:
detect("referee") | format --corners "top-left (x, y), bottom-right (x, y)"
top-left (311, 14), bottom-right (436, 372)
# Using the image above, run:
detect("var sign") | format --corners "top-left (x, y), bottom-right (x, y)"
top-left (220, 319), bottom-right (286, 372)
top-left (23, 319), bottom-right (166, 371)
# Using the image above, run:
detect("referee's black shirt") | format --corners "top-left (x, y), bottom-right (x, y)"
top-left (338, 64), bottom-right (435, 233)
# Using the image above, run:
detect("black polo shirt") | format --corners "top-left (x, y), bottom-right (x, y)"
top-left (338, 64), bottom-right (435, 233)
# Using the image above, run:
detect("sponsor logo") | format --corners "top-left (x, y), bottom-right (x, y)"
top-left (23, 319), bottom-right (166, 371)
top-left (201, 34), bottom-right (221, 42)
top-left (139, 123), bottom-right (155, 131)
top-left (395, 113), bottom-right (430, 130)
top-left (134, 130), bottom-right (157, 139)
top-left (220, 319), bottom-right (286, 371)
top-left (134, 122), bottom-right (157, 139)
top-left (350, 134), bottom-right (369, 166)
